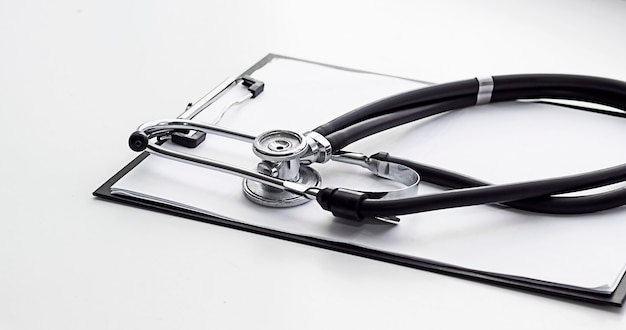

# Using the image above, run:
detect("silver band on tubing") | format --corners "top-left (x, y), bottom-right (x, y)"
top-left (476, 76), bottom-right (494, 105)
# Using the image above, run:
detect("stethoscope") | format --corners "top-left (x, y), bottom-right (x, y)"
top-left (129, 74), bottom-right (626, 224)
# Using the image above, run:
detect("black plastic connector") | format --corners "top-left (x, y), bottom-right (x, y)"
top-left (241, 75), bottom-right (265, 98)
top-left (129, 131), bottom-right (149, 151)
top-left (171, 130), bottom-right (207, 148)
top-left (316, 188), bottom-right (367, 222)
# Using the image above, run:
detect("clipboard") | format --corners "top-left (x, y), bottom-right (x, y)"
top-left (94, 54), bottom-right (626, 307)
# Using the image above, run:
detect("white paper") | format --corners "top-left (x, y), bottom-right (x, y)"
top-left (113, 57), bottom-right (626, 292)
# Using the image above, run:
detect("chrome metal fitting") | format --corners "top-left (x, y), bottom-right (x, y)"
top-left (302, 131), bottom-right (332, 164)
top-left (244, 129), bottom-right (322, 207)
top-left (476, 76), bottom-right (494, 105)
top-left (252, 130), bottom-right (309, 181)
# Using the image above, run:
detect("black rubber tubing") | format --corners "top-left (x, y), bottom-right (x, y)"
top-left (311, 74), bottom-right (626, 217)
top-left (314, 74), bottom-right (626, 150)
top-left (367, 153), bottom-right (626, 215)
top-left (312, 78), bottom-right (479, 137)
top-left (325, 97), bottom-right (476, 150)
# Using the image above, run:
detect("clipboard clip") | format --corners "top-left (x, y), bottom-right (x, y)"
top-left (167, 75), bottom-right (265, 148)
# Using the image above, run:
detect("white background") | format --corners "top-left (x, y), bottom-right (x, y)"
top-left (2, 0), bottom-right (626, 329)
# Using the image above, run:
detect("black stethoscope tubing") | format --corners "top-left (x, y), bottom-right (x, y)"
top-left (311, 74), bottom-right (626, 219)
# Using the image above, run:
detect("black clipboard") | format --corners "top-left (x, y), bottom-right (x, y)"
top-left (94, 53), bottom-right (626, 307)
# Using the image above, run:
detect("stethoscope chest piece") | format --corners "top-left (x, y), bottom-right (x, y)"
top-left (243, 130), bottom-right (322, 207)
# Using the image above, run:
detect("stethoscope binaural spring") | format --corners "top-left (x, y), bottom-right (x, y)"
top-left (129, 73), bottom-right (626, 224)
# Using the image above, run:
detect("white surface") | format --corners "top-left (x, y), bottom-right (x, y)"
top-left (2, 0), bottom-right (626, 329)
top-left (113, 57), bottom-right (626, 292)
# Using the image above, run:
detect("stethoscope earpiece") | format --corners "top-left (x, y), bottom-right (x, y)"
top-left (129, 131), bottom-right (149, 152)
